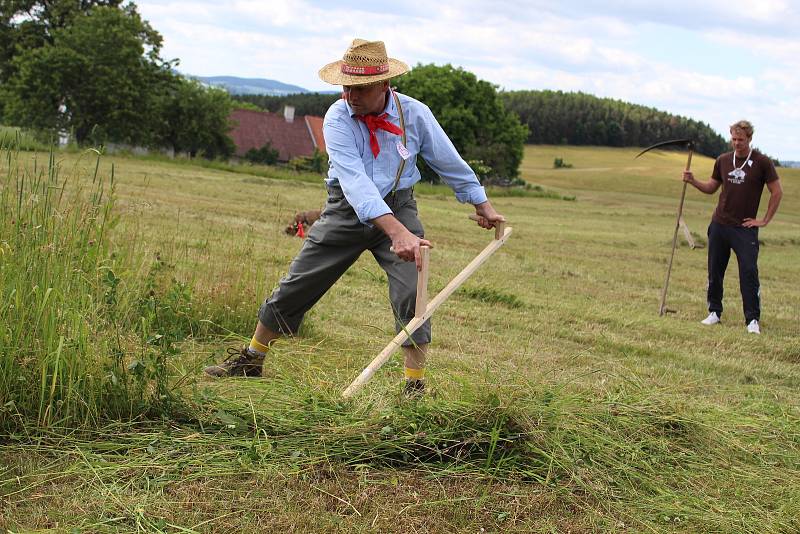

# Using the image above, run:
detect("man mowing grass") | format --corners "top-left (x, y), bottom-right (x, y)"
top-left (205, 38), bottom-right (504, 394)
top-left (682, 120), bottom-right (783, 334)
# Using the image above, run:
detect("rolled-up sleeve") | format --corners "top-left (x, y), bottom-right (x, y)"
top-left (417, 105), bottom-right (487, 205)
top-left (324, 116), bottom-right (393, 223)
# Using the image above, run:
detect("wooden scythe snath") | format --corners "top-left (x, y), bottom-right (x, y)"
top-left (635, 138), bottom-right (696, 316)
top-left (342, 220), bottom-right (513, 398)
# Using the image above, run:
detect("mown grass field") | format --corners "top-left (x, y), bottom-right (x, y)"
top-left (1, 144), bottom-right (798, 533)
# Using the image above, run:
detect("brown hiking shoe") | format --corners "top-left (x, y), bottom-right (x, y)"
top-left (403, 379), bottom-right (426, 398)
top-left (203, 347), bottom-right (264, 378)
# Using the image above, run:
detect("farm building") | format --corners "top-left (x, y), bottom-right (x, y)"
top-left (228, 106), bottom-right (326, 161)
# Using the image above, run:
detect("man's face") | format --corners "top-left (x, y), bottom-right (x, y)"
top-left (730, 129), bottom-right (752, 155)
top-left (343, 81), bottom-right (389, 115)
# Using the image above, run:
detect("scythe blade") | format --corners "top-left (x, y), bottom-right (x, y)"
top-left (635, 138), bottom-right (695, 159)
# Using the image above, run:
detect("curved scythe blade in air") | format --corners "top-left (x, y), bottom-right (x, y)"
top-left (635, 138), bottom-right (695, 159)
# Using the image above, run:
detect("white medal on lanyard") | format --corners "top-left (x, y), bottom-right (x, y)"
top-left (729, 149), bottom-right (752, 181)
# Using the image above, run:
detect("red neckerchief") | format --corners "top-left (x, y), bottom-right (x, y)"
top-left (356, 113), bottom-right (403, 158)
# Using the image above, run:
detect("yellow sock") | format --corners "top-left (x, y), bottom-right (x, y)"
top-left (249, 336), bottom-right (270, 355)
top-left (404, 367), bottom-right (425, 381)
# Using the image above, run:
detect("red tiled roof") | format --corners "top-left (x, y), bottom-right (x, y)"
top-left (229, 108), bottom-right (320, 161)
top-left (305, 115), bottom-right (326, 154)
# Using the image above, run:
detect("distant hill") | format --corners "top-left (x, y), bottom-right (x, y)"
top-left (193, 75), bottom-right (309, 96)
top-left (780, 161), bottom-right (800, 168)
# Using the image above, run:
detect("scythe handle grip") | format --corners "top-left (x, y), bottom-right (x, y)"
top-left (468, 214), bottom-right (507, 240)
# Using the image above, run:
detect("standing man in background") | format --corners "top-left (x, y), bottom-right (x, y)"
top-left (682, 120), bottom-right (783, 334)
top-left (205, 38), bottom-right (504, 393)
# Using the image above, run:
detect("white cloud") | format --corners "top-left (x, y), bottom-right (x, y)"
top-left (135, 0), bottom-right (800, 159)
top-left (708, 29), bottom-right (800, 68)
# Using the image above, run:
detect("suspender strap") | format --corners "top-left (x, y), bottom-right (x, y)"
top-left (391, 90), bottom-right (407, 195)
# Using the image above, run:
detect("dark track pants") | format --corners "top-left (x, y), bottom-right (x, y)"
top-left (706, 221), bottom-right (760, 324)
top-left (259, 186), bottom-right (430, 346)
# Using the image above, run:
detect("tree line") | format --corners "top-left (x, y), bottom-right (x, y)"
top-left (500, 90), bottom-right (729, 158)
top-left (237, 92), bottom-right (339, 117)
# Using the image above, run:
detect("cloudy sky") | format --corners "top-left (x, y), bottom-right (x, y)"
top-left (136, 0), bottom-right (800, 161)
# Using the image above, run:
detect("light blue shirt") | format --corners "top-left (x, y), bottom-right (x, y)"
top-left (323, 90), bottom-right (488, 224)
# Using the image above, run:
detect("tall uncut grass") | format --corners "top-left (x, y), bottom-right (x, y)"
top-left (0, 126), bottom-right (50, 152)
top-left (0, 146), bottom-right (176, 431)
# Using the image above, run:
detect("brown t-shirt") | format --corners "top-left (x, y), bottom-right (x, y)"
top-left (711, 150), bottom-right (779, 226)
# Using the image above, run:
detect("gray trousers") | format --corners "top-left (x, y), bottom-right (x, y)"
top-left (259, 185), bottom-right (431, 346)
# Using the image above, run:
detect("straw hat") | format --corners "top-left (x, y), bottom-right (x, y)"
top-left (319, 38), bottom-right (409, 86)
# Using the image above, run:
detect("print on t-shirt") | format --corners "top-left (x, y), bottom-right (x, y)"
top-left (727, 164), bottom-right (748, 184)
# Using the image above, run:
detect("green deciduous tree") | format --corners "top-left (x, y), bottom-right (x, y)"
top-left (392, 64), bottom-right (528, 183)
top-left (155, 77), bottom-right (234, 158)
top-left (3, 4), bottom-right (171, 145)
top-left (2, 3), bottom-right (236, 158)
top-left (0, 0), bottom-right (125, 83)
top-left (0, 1), bottom-right (120, 121)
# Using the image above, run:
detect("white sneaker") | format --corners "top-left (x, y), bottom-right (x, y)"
top-left (701, 312), bottom-right (721, 325)
top-left (747, 320), bottom-right (760, 334)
